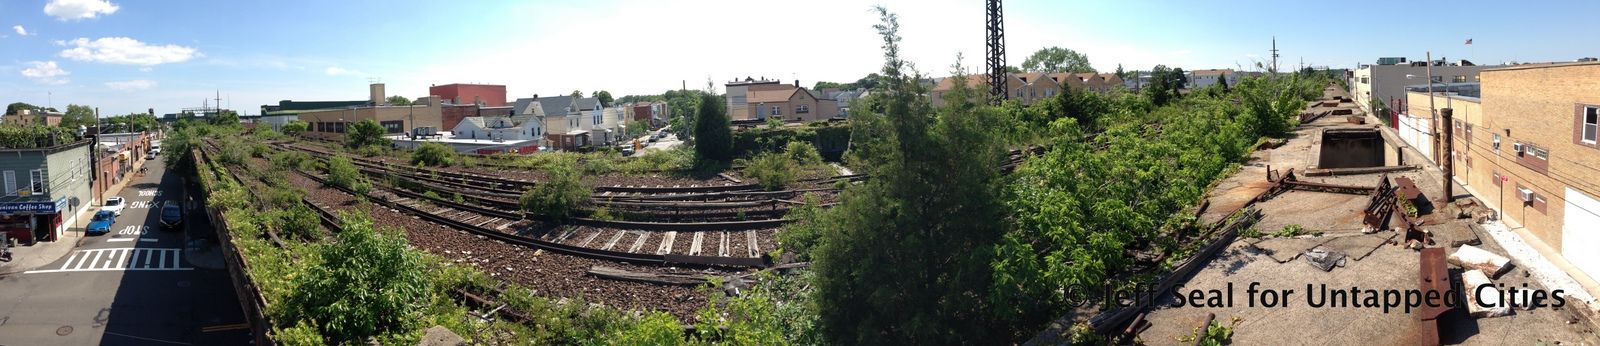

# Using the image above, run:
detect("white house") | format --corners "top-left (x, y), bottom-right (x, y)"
top-left (450, 115), bottom-right (543, 142)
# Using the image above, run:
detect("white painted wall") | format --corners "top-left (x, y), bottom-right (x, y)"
top-left (1564, 187), bottom-right (1600, 283)
top-left (1396, 113), bottom-right (1434, 163)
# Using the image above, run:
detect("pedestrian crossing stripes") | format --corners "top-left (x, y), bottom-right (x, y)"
top-left (23, 248), bottom-right (192, 274)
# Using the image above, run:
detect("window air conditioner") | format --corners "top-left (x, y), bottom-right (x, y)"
top-left (1512, 143), bottom-right (1525, 154)
top-left (1517, 187), bottom-right (1534, 202)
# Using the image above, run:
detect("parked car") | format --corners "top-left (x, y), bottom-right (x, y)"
top-left (159, 202), bottom-right (183, 230)
top-left (88, 211), bottom-right (116, 235)
top-left (102, 197), bottom-right (126, 216)
top-left (145, 151), bottom-right (157, 160)
top-left (622, 147), bottom-right (636, 156)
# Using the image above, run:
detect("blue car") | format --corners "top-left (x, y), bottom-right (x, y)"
top-left (88, 211), bottom-right (116, 235)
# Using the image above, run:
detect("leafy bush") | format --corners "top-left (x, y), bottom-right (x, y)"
top-left (324, 157), bottom-right (365, 191)
top-left (740, 152), bottom-right (795, 191)
top-left (520, 158), bottom-right (591, 221)
top-left (355, 145), bottom-right (388, 157)
top-left (281, 212), bottom-right (433, 344)
top-left (694, 92), bottom-right (733, 162)
top-left (777, 193), bottom-right (828, 259)
top-left (281, 120), bottom-right (309, 136)
top-left (344, 119), bottom-right (391, 149)
top-left (784, 141), bottom-right (824, 166)
top-left (410, 142), bottom-right (455, 167)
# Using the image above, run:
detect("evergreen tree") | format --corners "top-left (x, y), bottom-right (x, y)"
top-left (692, 92), bottom-right (732, 162)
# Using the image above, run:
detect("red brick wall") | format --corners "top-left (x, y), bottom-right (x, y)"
top-left (428, 84), bottom-right (507, 107)
top-left (441, 105), bottom-right (477, 131)
top-left (631, 105), bottom-right (653, 122)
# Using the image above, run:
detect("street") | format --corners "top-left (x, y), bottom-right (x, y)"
top-left (0, 158), bottom-right (251, 345)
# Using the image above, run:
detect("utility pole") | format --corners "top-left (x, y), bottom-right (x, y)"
top-left (985, 0), bottom-right (1007, 104)
top-left (1426, 51), bottom-right (1438, 164)
top-left (1270, 36), bottom-right (1280, 75)
top-left (1442, 108), bottom-right (1455, 202)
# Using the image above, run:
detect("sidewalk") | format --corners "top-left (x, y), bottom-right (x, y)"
top-left (0, 229), bottom-right (82, 276)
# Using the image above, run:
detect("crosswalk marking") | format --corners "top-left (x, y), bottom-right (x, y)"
top-left (23, 248), bottom-right (191, 274)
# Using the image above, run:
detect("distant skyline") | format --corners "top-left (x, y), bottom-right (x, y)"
top-left (0, 0), bottom-right (1595, 115)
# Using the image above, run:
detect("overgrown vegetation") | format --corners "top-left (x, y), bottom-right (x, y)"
top-left (344, 119), bottom-right (391, 150)
top-left (410, 142), bottom-right (455, 167)
top-left (693, 91), bottom-right (734, 163)
top-left (519, 157), bottom-right (591, 221)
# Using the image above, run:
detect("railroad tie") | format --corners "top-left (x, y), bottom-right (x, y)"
top-left (718, 232), bottom-right (729, 257)
top-left (657, 231), bottom-right (677, 255)
top-left (628, 231), bottom-right (648, 253)
top-left (603, 230), bottom-right (626, 251)
top-left (578, 228), bottom-right (601, 247)
top-left (746, 230), bottom-right (759, 258)
top-left (690, 232), bottom-right (703, 256)
top-left (476, 217), bottom-right (499, 228)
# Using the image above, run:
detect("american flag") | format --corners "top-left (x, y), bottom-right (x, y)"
top-left (1465, 38), bottom-right (1473, 45)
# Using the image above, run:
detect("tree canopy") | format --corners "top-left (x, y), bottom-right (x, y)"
top-left (386, 95), bottom-right (412, 106)
top-left (592, 90), bottom-right (614, 107)
top-left (1021, 47), bottom-right (1096, 73)
top-left (344, 119), bottom-right (390, 149)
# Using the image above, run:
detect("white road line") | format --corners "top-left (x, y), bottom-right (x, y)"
top-left (107, 238), bottom-right (136, 242)
top-left (77, 250), bottom-right (101, 270)
top-left (23, 267), bottom-right (193, 274)
top-left (25, 248), bottom-right (191, 274)
top-left (58, 252), bottom-right (81, 270)
top-left (101, 249), bottom-right (120, 268)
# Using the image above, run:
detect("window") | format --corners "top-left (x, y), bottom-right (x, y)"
top-left (380, 120), bottom-right (404, 133)
top-left (1452, 75), bottom-right (1467, 83)
top-left (772, 106), bottom-right (782, 116)
top-left (1531, 146), bottom-right (1549, 160)
top-left (1475, 75), bottom-right (1481, 82)
top-left (2, 171), bottom-right (13, 196)
top-left (1584, 106), bottom-right (1598, 144)
top-left (1492, 133), bottom-right (1501, 152)
top-left (29, 169), bottom-right (44, 195)
top-left (1430, 76), bottom-right (1443, 83)
top-left (1360, 77), bottom-right (1369, 84)
top-left (796, 105), bottom-right (809, 113)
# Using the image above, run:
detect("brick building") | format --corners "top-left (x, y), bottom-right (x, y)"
top-left (1448, 61), bottom-right (1600, 287)
top-left (429, 83), bottom-right (507, 107)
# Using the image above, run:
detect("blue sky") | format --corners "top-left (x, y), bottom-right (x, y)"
top-left (1, 0), bottom-right (1595, 116)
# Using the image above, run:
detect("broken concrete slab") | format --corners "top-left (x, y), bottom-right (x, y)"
top-left (1318, 233), bottom-right (1396, 261)
top-left (1304, 248), bottom-right (1348, 271)
top-left (1450, 244), bottom-right (1512, 278)
top-left (1431, 222), bottom-right (1482, 247)
top-left (1461, 269), bottom-right (1512, 318)
top-left (1251, 236), bottom-right (1333, 263)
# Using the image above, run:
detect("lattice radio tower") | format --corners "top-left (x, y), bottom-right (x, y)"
top-left (986, 0), bottom-right (1007, 104)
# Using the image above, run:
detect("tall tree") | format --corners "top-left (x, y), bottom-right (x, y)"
top-left (692, 92), bottom-right (732, 162)
top-left (62, 104), bottom-right (96, 129)
top-left (1115, 64), bottom-right (1126, 79)
top-left (591, 90), bottom-right (614, 107)
top-left (386, 95), bottom-right (411, 106)
top-left (1020, 47), bottom-right (1095, 73)
top-left (570, 90), bottom-right (583, 99)
top-left (812, 7), bottom-right (1010, 344)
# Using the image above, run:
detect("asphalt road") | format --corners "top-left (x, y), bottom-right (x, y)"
top-left (0, 158), bottom-right (251, 345)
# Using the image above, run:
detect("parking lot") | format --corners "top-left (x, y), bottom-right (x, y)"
top-left (0, 158), bottom-right (251, 345)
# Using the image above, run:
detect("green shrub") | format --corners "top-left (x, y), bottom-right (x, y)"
top-left (740, 152), bottom-right (795, 191)
top-left (281, 212), bottom-right (433, 344)
top-left (356, 145), bottom-right (388, 157)
top-left (325, 157), bottom-right (365, 191)
top-left (520, 158), bottom-right (591, 221)
top-left (410, 142), bottom-right (455, 167)
top-left (345, 119), bottom-right (392, 149)
top-left (784, 141), bottom-right (823, 166)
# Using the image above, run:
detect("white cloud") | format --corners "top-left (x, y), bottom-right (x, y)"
top-left (324, 66), bottom-right (359, 76)
top-left (58, 37), bottom-right (201, 65)
top-left (138, 67), bottom-right (152, 72)
top-left (13, 25), bottom-right (31, 36)
top-left (44, 0), bottom-right (119, 21)
top-left (20, 61), bottom-right (70, 85)
top-left (104, 79), bottom-right (156, 91)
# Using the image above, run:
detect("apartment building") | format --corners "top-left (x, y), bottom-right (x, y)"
top-left (0, 140), bottom-right (94, 244)
top-left (1445, 62), bottom-right (1600, 286)
top-left (1187, 69), bottom-right (1238, 89)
